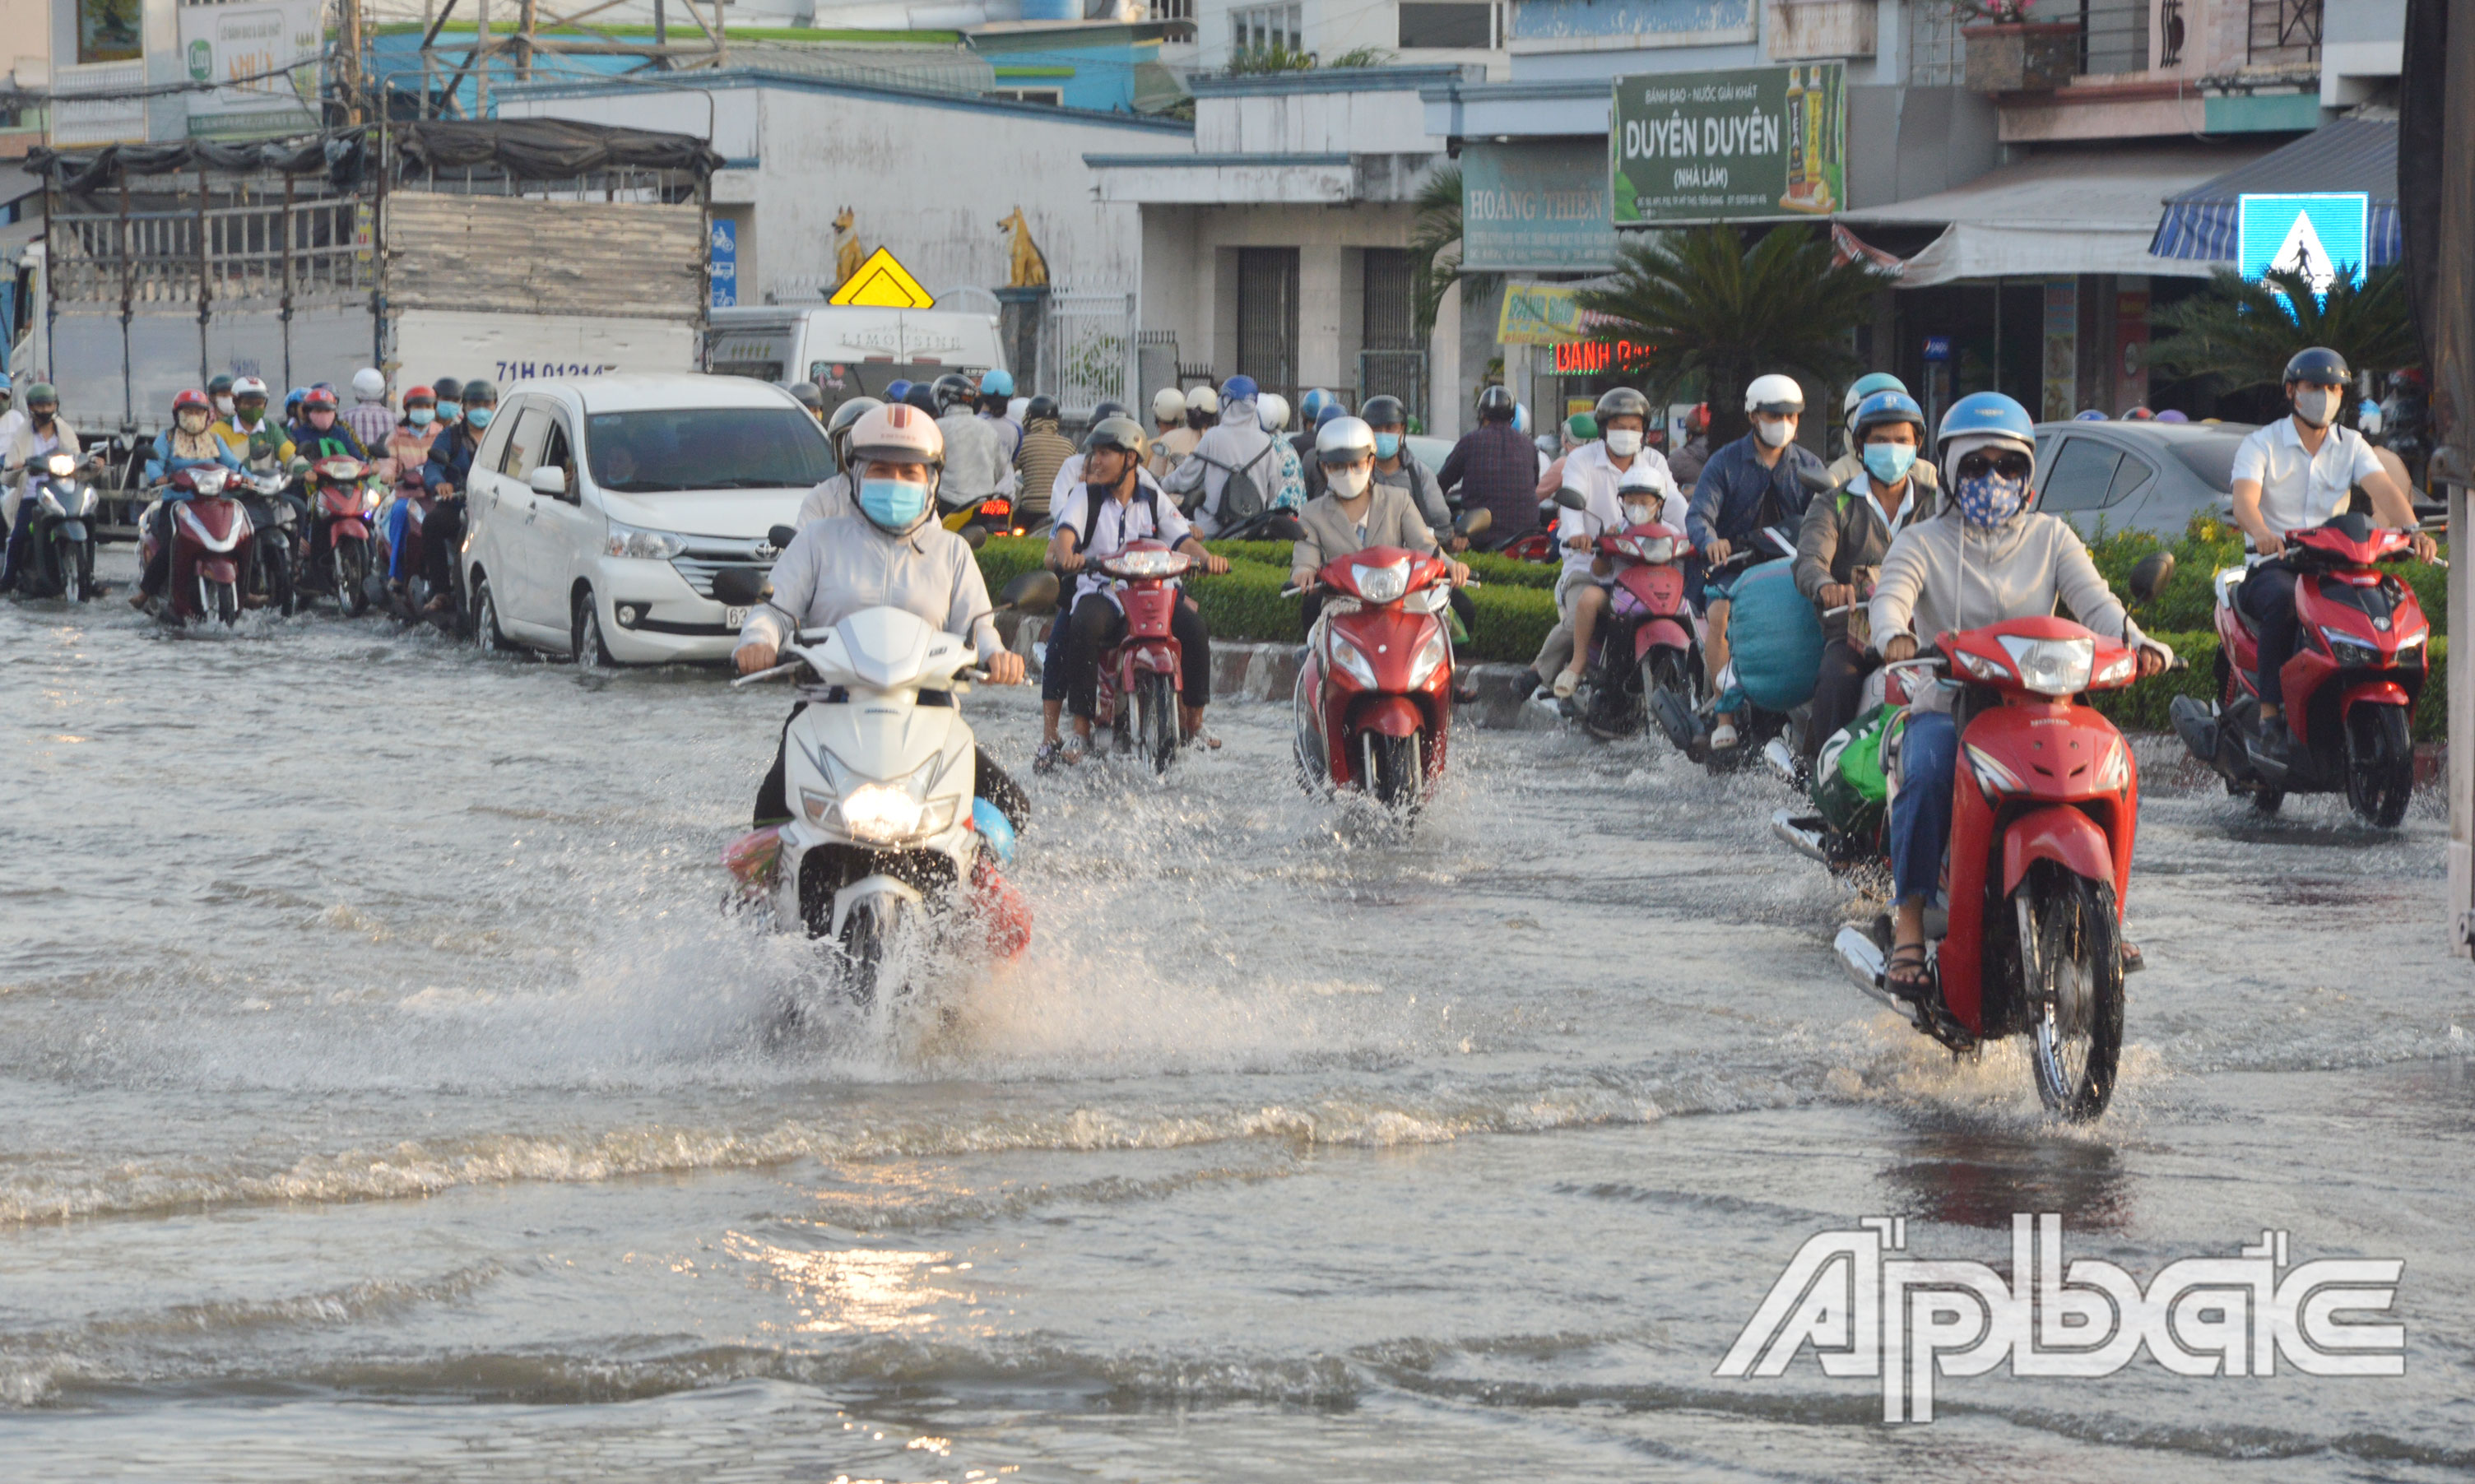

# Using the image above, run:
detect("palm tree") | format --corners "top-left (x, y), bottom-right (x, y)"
top-left (2149, 262), bottom-right (2420, 399)
top-left (1575, 225), bottom-right (1891, 444)
top-left (1411, 165), bottom-right (1495, 343)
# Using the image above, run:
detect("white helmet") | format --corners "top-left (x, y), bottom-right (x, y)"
top-left (1617, 461), bottom-right (1666, 496)
top-left (847, 401), bottom-right (945, 467)
top-left (1314, 415), bottom-right (1377, 464)
top-left (351, 368), bottom-right (387, 401)
top-left (1258, 392), bottom-right (1291, 432)
top-left (1151, 387), bottom-right (1186, 423)
top-left (1744, 373), bottom-right (1804, 415)
top-left (1184, 385), bottom-right (1220, 415)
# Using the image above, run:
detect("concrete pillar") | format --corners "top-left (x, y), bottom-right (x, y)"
top-left (1431, 278), bottom-right (1462, 438)
top-left (1297, 242), bottom-right (1347, 393)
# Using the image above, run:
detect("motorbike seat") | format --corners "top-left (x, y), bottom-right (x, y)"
top-left (2213, 566), bottom-right (2258, 634)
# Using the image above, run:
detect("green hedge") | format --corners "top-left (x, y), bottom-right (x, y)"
top-left (2087, 628), bottom-right (2446, 743)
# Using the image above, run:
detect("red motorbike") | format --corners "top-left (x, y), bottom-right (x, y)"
top-left (1090, 538), bottom-right (1195, 775)
top-left (1549, 488), bottom-right (1704, 742)
top-left (1291, 545), bottom-right (1460, 814)
top-left (2170, 512), bottom-right (2430, 826)
top-left (297, 455), bottom-right (377, 616)
top-left (141, 465), bottom-right (255, 626)
top-left (1831, 614), bottom-right (2147, 1120)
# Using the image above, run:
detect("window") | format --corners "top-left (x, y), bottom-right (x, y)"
top-left (496, 402), bottom-right (547, 478)
top-left (583, 408), bottom-right (834, 494)
top-left (1398, 2), bottom-right (1493, 50)
top-left (2037, 437), bottom-right (2123, 513)
top-left (987, 87), bottom-right (1063, 106)
top-left (1231, 3), bottom-right (1303, 57)
top-left (2105, 450), bottom-right (2156, 507)
top-left (708, 329), bottom-right (791, 383)
top-left (538, 418), bottom-right (577, 496)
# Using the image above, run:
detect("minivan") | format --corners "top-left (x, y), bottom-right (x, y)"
top-left (459, 373), bottom-right (832, 666)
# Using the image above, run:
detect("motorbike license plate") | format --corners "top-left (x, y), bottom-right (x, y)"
top-left (724, 605), bottom-right (750, 628)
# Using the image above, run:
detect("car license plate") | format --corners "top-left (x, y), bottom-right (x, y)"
top-left (724, 605), bottom-right (750, 628)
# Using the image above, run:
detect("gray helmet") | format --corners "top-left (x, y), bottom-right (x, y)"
top-left (1083, 415), bottom-right (1149, 461)
top-left (460, 378), bottom-right (499, 406)
top-left (789, 381), bottom-right (824, 410)
top-left (931, 373), bottom-right (975, 415)
top-left (824, 396), bottom-right (884, 468)
top-left (1475, 384), bottom-right (1516, 421)
top-left (1359, 394), bottom-right (1407, 429)
top-left (1593, 387), bottom-right (1652, 426)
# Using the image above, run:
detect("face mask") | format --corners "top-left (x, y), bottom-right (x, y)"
top-left (1373, 433), bottom-right (1400, 461)
top-left (31, 409), bottom-right (54, 428)
top-left (213, 396), bottom-right (234, 417)
top-left (859, 477), bottom-right (931, 530)
top-left (178, 411), bottom-right (210, 434)
top-left (464, 406), bottom-right (493, 429)
top-left (1862, 442), bottom-right (1917, 485)
top-left (235, 406), bottom-right (264, 428)
top-left (1956, 472), bottom-right (2029, 531)
top-left (2294, 387), bottom-right (2338, 428)
top-left (1755, 417), bottom-right (1795, 448)
top-left (408, 407), bottom-right (435, 427)
top-left (1604, 428), bottom-right (1643, 458)
top-left (1623, 500), bottom-right (1660, 527)
top-left (439, 406), bottom-right (462, 424)
top-left (1329, 464), bottom-right (1372, 499)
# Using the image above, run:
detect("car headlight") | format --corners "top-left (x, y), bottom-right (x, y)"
top-left (606, 522), bottom-right (689, 560)
top-left (1328, 628), bottom-right (1379, 688)
top-left (1351, 558), bottom-right (1410, 604)
top-left (1405, 626), bottom-right (1450, 690)
top-left (1997, 634), bottom-right (2094, 696)
top-left (2321, 627), bottom-right (2384, 669)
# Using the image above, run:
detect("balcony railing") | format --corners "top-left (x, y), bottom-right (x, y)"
top-left (2248, 0), bottom-right (2322, 67)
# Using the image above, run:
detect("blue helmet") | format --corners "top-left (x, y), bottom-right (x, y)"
top-left (2073, 408), bottom-right (2109, 420)
top-left (977, 368), bottom-right (1015, 398)
top-left (1841, 371), bottom-right (1908, 426)
top-left (1314, 401), bottom-right (1345, 429)
top-left (1935, 391), bottom-right (2035, 452)
top-left (1221, 373), bottom-right (1259, 404)
top-left (884, 378), bottom-right (912, 403)
top-left (1299, 387), bottom-right (1332, 423)
top-left (1850, 389), bottom-right (1926, 441)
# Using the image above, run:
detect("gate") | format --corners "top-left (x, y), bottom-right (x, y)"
top-left (1038, 290), bottom-right (1136, 420)
top-left (1357, 248), bottom-right (1424, 425)
top-left (1236, 247), bottom-right (1298, 410)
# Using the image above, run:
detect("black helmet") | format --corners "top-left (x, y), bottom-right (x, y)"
top-left (1084, 415), bottom-right (1148, 460)
top-left (902, 383), bottom-right (940, 415)
top-left (2283, 346), bottom-right (2350, 388)
top-left (1475, 384), bottom-right (1516, 421)
top-left (1024, 394), bottom-right (1061, 424)
top-left (207, 373), bottom-right (235, 397)
top-left (1593, 386), bottom-right (1652, 425)
top-left (931, 373), bottom-right (975, 414)
top-left (461, 378), bottom-right (498, 406)
top-left (433, 376), bottom-right (463, 405)
top-left (1360, 394), bottom-right (1407, 429)
top-left (789, 381), bottom-right (824, 410)
top-left (1090, 399), bottom-right (1127, 424)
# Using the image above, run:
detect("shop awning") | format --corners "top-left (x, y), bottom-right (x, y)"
top-left (1837, 146), bottom-right (2270, 287)
top-left (2147, 117), bottom-right (2399, 265)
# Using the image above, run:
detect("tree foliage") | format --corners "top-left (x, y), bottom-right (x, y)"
top-left (1411, 164), bottom-right (1496, 344)
top-left (1574, 226), bottom-right (1891, 443)
top-left (2148, 262), bottom-right (2421, 396)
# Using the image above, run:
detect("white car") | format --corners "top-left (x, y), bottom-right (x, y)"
top-left (458, 374), bottom-right (833, 665)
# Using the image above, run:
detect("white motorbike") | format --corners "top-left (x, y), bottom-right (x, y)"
top-left (727, 604), bottom-right (1029, 1005)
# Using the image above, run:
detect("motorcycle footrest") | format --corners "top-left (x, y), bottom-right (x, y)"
top-left (1772, 809), bottom-right (1833, 865)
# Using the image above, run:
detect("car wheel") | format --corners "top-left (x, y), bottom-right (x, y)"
top-left (573, 587), bottom-right (617, 669)
top-left (471, 571), bottom-right (517, 652)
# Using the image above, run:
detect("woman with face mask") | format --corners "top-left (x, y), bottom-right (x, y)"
top-left (132, 390), bottom-right (245, 605)
top-left (1289, 415), bottom-right (1470, 635)
top-left (1866, 392), bottom-right (2171, 999)
top-left (1792, 389), bottom-right (1934, 760)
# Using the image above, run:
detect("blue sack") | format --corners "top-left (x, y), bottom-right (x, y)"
top-left (1726, 557), bottom-right (1823, 712)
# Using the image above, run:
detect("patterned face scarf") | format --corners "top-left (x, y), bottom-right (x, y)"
top-left (1956, 471), bottom-right (2028, 531)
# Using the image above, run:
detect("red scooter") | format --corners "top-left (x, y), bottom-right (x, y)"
top-left (141, 465), bottom-right (255, 626)
top-left (298, 455), bottom-right (377, 616)
top-left (1830, 614), bottom-right (2148, 1120)
top-left (2170, 512), bottom-right (2431, 826)
top-left (1547, 488), bottom-right (1704, 742)
top-left (1090, 538), bottom-right (1195, 775)
top-left (1290, 545), bottom-right (1462, 814)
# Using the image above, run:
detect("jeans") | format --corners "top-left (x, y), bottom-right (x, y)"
top-left (138, 505), bottom-right (175, 596)
top-left (1888, 709), bottom-right (1957, 905)
top-left (422, 498), bottom-right (466, 595)
top-left (2238, 563), bottom-right (2302, 707)
top-left (1807, 638), bottom-right (1874, 760)
top-left (1063, 590), bottom-right (1210, 720)
top-left (1040, 604), bottom-right (1075, 704)
top-left (755, 702), bottom-right (1028, 832)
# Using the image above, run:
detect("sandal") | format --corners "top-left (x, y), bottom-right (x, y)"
top-left (1552, 667), bottom-right (1581, 699)
top-left (1884, 942), bottom-right (1933, 1001)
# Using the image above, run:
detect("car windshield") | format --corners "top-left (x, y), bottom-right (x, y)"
top-left (583, 408), bottom-right (832, 493)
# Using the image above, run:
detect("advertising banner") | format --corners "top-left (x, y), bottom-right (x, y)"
top-left (1460, 142), bottom-right (1619, 275)
top-left (180, 0), bottom-right (323, 138)
top-left (1497, 283), bottom-right (1586, 346)
top-left (1610, 63), bottom-right (1844, 226)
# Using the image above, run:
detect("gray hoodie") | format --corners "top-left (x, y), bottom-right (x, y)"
top-left (1869, 506), bottom-right (2145, 654)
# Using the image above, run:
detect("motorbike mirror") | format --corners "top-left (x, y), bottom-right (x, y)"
top-left (962, 524), bottom-right (988, 551)
top-left (708, 567), bottom-right (767, 607)
top-left (2128, 550), bottom-right (2175, 603)
top-left (767, 524), bottom-right (799, 553)
top-left (999, 569), bottom-right (1060, 615)
top-left (1455, 507), bottom-right (1493, 539)
top-left (1796, 466), bottom-right (1836, 495)
top-left (1552, 487), bottom-right (1588, 511)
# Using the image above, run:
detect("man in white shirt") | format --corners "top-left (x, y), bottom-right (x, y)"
top-left (1539, 388), bottom-right (1683, 700)
top-left (2230, 346), bottom-right (2435, 768)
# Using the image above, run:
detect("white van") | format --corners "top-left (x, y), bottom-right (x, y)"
top-left (706, 305), bottom-right (1008, 414)
top-left (459, 373), bottom-right (832, 666)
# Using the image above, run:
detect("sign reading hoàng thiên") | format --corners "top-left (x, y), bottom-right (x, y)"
top-left (1610, 63), bottom-right (1843, 226)
top-left (1460, 142), bottom-right (1618, 275)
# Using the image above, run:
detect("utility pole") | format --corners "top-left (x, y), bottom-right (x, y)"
top-left (341, 0), bottom-right (366, 125)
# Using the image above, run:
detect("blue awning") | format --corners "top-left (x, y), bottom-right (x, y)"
top-left (2148, 117), bottom-right (2399, 264)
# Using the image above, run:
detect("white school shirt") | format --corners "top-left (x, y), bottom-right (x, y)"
top-left (1056, 484), bottom-right (1194, 602)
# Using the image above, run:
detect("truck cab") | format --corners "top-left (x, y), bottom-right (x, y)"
top-left (706, 305), bottom-right (1008, 416)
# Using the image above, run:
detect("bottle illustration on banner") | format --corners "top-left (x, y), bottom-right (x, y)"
top-left (1780, 65), bottom-right (1837, 215)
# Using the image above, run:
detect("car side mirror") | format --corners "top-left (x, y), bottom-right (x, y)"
top-left (2128, 550), bottom-right (2175, 603)
top-left (768, 524), bottom-right (799, 552)
top-left (528, 466), bottom-right (567, 498)
top-left (999, 569), bottom-right (1060, 615)
top-left (708, 567), bottom-right (767, 607)
top-left (1552, 487), bottom-right (1588, 511)
top-left (1455, 507), bottom-right (1493, 538)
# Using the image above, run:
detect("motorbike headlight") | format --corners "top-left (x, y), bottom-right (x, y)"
top-left (1327, 628), bottom-right (1380, 688)
top-left (1350, 558), bottom-right (1411, 604)
top-left (1639, 536), bottom-right (1675, 564)
top-left (2320, 626), bottom-right (2384, 669)
top-left (361, 487), bottom-right (383, 513)
top-left (606, 522), bottom-right (689, 560)
top-left (2091, 648), bottom-right (2137, 687)
top-left (1953, 647), bottom-right (2013, 684)
top-left (2394, 632), bottom-right (2427, 662)
top-left (1405, 626), bottom-right (1451, 690)
top-left (44, 453), bottom-right (77, 478)
top-left (1996, 635), bottom-right (2094, 696)
top-left (840, 783), bottom-right (926, 845)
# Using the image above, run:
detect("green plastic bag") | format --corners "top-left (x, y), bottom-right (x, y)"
top-left (1814, 703), bottom-right (1901, 839)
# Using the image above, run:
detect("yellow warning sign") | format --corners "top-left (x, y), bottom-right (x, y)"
top-left (829, 248), bottom-right (936, 309)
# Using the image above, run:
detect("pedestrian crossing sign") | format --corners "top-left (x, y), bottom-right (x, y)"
top-left (829, 248), bottom-right (936, 309)
top-left (2237, 192), bottom-right (2368, 299)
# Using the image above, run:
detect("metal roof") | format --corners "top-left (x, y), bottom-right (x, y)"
top-left (2148, 118), bottom-right (2399, 264)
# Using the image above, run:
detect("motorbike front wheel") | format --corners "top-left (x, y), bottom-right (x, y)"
top-left (1140, 670), bottom-right (1177, 776)
top-left (1359, 730), bottom-right (1424, 814)
top-left (336, 537), bottom-right (370, 617)
top-left (207, 578), bottom-right (240, 627)
top-left (1644, 650), bottom-right (1696, 753)
top-left (58, 540), bottom-right (91, 604)
top-left (2024, 869), bottom-right (2124, 1121)
top-left (2344, 703), bottom-right (2414, 828)
top-left (838, 897), bottom-right (894, 1008)
top-left (261, 540), bottom-right (295, 617)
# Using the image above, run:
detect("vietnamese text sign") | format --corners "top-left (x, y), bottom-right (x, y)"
top-left (1461, 142), bottom-right (1618, 274)
top-left (2238, 192), bottom-right (2370, 297)
top-left (1498, 283), bottom-right (1585, 346)
top-left (180, 0), bottom-right (323, 137)
top-left (1610, 63), bottom-right (1843, 226)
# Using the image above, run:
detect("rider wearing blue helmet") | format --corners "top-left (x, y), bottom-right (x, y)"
top-left (1867, 392), bottom-right (2172, 999)
top-left (1794, 388), bottom-right (1935, 758)
top-left (1160, 373), bottom-right (1284, 536)
top-left (1826, 372), bottom-right (1939, 498)
top-left (974, 368), bottom-right (1023, 461)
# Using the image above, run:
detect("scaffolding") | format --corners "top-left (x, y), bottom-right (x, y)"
top-left (402, 0), bottom-right (731, 120)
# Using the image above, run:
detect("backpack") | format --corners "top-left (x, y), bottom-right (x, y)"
top-left (1074, 481), bottom-right (1163, 559)
top-left (1185, 430), bottom-right (1275, 524)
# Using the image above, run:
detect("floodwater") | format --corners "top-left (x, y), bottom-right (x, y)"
top-left (2, 552), bottom-right (2470, 1482)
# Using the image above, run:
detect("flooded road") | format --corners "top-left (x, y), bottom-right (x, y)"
top-left (3, 551), bottom-right (2471, 1481)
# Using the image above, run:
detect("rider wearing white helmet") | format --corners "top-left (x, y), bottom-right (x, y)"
top-left (736, 401), bottom-right (1029, 828)
top-left (1149, 386), bottom-right (1201, 478)
top-left (1683, 372), bottom-right (1831, 749)
top-left (344, 368), bottom-right (396, 453)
